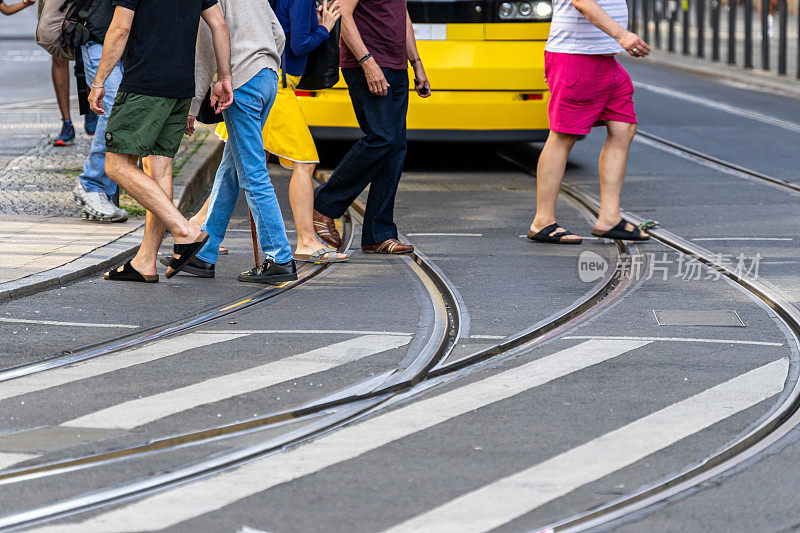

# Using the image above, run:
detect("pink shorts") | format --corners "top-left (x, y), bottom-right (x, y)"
top-left (544, 51), bottom-right (637, 135)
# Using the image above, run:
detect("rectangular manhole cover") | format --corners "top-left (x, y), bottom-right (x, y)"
top-left (653, 310), bottom-right (745, 327)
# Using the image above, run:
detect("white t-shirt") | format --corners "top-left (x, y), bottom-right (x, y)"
top-left (545, 0), bottom-right (627, 55)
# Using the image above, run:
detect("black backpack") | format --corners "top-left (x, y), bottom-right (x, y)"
top-left (61, 0), bottom-right (113, 53)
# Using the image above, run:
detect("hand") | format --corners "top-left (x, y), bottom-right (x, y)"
top-left (413, 61), bottom-right (431, 98)
top-left (22, 0), bottom-right (36, 6)
top-left (362, 57), bottom-right (389, 96)
top-left (88, 86), bottom-right (105, 115)
top-left (319, 0), bottom-right (341, 32)
top-left (210, 78), bottom-right (234, 113)
top-left (185, 115), bottom-right (196, 136)
top-left (618, 31), bottom-right (651, 57)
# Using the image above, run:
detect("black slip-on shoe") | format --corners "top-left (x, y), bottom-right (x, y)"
top-left (159, 255), bottom-right (215, 278)
top-left (238, 259), bottom-right (297, 284)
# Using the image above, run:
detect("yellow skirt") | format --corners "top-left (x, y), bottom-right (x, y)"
top-left (215, 73), bottom-right (320, 169)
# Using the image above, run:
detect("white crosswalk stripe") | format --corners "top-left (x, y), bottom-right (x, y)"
top-left (29, 339), bottom-right (650, 532)
top-left (0, 453), bottom-right (36, 471)
top-left (386, 359), bottom-right (788, 533)
top-left (0, 333), bottom-right (248, 472)
top-left (0, 333), bottom-right (248, 403)
top-left (63, 334), bottom-right (411, 430)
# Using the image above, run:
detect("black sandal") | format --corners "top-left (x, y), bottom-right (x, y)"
top-left (165, 231), bottom-right (210, 279)
top-left (591, 219), bottom-right (650, 241)
top-left (104, 260), bottom-right (159, 283)
top-left (527, 223), bottom-right (582, 244)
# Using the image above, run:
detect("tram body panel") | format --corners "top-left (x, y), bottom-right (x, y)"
top-left (299, 4), bottom-right (553, 142)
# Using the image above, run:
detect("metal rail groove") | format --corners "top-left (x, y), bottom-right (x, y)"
top-left (497, 149), bottom-right (800, 533)
top-left (636, 130), bottom-right (800, 195)
top-left (0, 173), bottom-right (644, 530)
top-left (0, 214), bottom-right (355, 384)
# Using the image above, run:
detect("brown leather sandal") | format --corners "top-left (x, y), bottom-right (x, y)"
top-left (362, 239), bottom-right (414, 254)
top-left (313, 210), bottom-right (342, 248)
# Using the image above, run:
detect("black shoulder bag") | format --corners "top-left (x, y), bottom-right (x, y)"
top-left (295, 18), bottom-right (341, 91)
top-left (196, 88), bottom-right (224, 125)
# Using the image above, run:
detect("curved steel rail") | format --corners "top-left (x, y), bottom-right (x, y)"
top-left (498, 149), bottom-right (800, 533)
top-left (0, 214), bottom-right (354, 384)
top-left (0, 171), bottom-right (645, 531)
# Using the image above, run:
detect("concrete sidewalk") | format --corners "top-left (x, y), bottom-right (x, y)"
top-left (0, 126), bottom-right (221, 302)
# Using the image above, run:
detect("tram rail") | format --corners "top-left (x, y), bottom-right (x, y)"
top-left (0, 178), bottom-right (643, 531)
top-left (497, 149), bottom-right (800, 533)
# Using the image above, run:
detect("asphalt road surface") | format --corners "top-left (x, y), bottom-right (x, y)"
top-left (1, 33), bottom-right (799, 533)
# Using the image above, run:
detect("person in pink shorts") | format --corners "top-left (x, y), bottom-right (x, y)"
top-left (527, 0), bottom-right (652, 244)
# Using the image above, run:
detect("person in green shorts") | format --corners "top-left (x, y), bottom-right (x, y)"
top-left (88, 0), bottom-right (234, 282)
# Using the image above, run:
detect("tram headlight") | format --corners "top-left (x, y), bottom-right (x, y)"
top-left (496, 0), bottom-right (552, 20)
top-left (498, 2), bottom-right (516, 18)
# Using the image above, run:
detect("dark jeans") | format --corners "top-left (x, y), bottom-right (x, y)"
top-left (314, 67), bottom-right (409, 246)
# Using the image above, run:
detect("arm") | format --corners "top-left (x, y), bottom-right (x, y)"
top-left (188, 20), bottom-right (216, 128)
top-left (571, 0), bottom-right (651, 56)
top-left (0, 0), bottom-right (35, 16)
top-left (88, 6), bottom-right (133, 115)
top-left (288, 0), bottom-right (334, 57)
top-left (405, 11), bottom-right (430, 98)
top-left (200, 4), bottom-right (233, 112)
top-left (339, 0), bottom-right (387, 95)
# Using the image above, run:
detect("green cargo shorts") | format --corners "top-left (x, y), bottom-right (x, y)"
top-left (105, 92), bottom-right (191, 158)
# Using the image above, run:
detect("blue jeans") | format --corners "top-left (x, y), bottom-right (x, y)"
top-left (197, 68), bottom-right (293, 265)
top-left (78, 41), bottom-right (124, 196)
top-left (314, 67), bottom-right (409, 246)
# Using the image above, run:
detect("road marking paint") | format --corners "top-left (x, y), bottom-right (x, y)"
top-left (201, 329), bottom-right (413, 336)
top-left (63, 335), bottom-right (412, 430)
top-left (34, 339), bottom-right (650, 532)
top-left (470, 335), bottom-right (506, 340)
top-left (386, 358), bottom-right (788, 533)
top-left (691, 237), bottom-right (793, 242)
top-left (0, 333), bottom-right (247, 403)
top-left (562, 335), bottom-right (783, 347)
top-left (0, 318), bottom-right (138, 329)
top-left (0, 453), bottom-right (35, 471)
top-left (405, 233), bottom-right (484, 237)
top-left (635, 82), bottom-right (800, 134)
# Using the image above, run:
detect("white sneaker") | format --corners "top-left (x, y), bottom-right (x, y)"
top-left (71, 183), bottom-right (128, 222)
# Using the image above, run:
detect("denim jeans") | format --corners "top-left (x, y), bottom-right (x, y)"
top-left (78, 41), bottom-right (124, 196)
top-left (314, 67), bottom-right (409, 246)
top-left (197, 68), bottom-right (293, 265)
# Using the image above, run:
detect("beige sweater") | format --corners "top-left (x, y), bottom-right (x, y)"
top-left (190, 0), bottom-right (285, 116)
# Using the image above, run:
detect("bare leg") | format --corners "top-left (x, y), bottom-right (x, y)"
top-left (52, 57), bottom-right (71, 121)
top-left (189, 197), bottom-right (211, 228)
top-left (105, 153), bottom-right (200, 245)
top-left (593, 121), bottom-right (646, 237)
top-left (529, 131), bottom-right (582, 242)
top-left (289, 162), bottom-right (347, 259)
top-left (128, 156), bottom-right (174, 276)
top-left (189, 196), bottom-right (230, 255)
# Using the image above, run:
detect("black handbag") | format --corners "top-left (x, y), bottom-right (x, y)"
top-left (295, 19), bottom-right (341, 91)
top-left (196, 87), bottom-right (223, 125)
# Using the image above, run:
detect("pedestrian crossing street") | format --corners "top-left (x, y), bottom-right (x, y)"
top-left (19, 337), bottom-right (786, 533)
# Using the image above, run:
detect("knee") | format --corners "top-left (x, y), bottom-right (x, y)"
top-left (368, 133), bottom-right (404, 154)
top-left (608, 122), bottom-right (637, 145)
top-left (548, 131), bottom-right (579, 150)
top-left (105, 153), bottom-right (128, 178)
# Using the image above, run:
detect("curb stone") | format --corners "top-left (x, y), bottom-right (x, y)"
top-left (0, 134), bottom-right (224, 303)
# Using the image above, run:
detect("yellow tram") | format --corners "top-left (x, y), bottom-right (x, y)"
top-left (297, 0), bottom-right (553, 142)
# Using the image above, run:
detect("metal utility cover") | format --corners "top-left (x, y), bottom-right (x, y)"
top-left (653, 310), bottom-right (745, 327)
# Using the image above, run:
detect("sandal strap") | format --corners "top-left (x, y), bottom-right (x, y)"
top-left (533, 223), bottom-right (561, 239)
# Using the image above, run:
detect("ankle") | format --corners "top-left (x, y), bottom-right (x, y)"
top-left (532, 217), bottom-right (556, 230)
